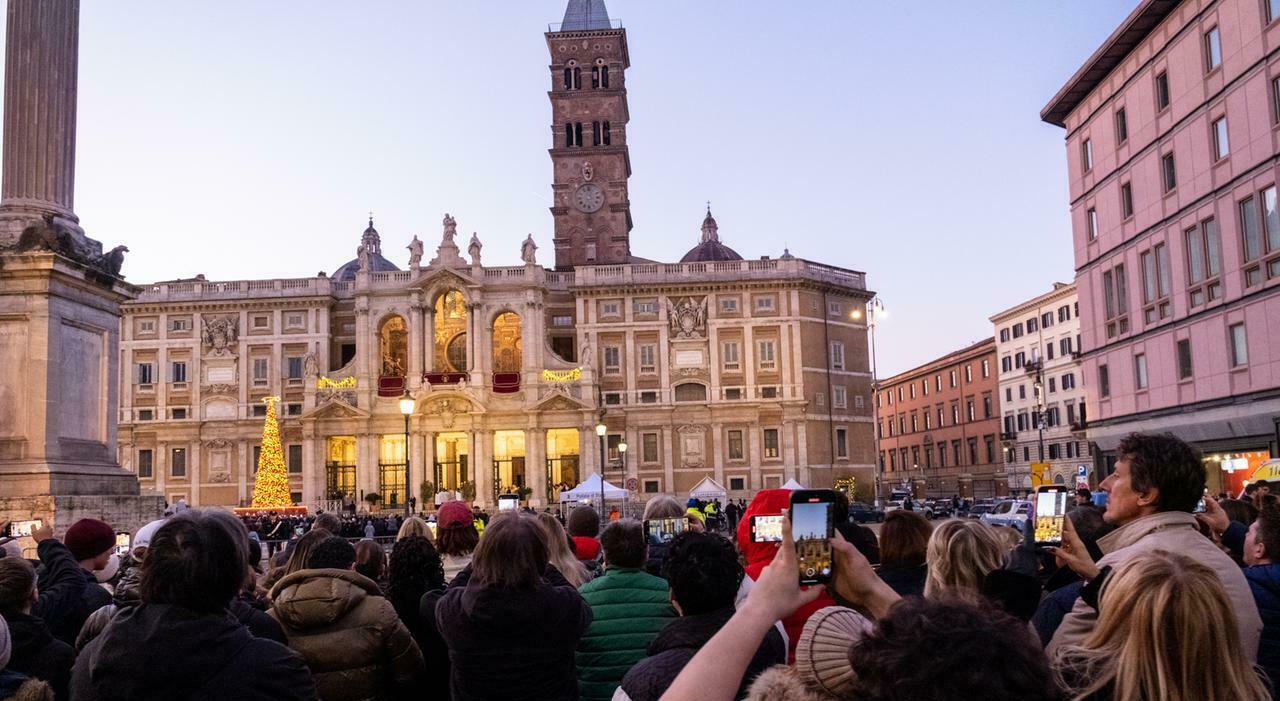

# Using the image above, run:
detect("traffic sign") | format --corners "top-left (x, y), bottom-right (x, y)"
top-left (1077, 464), bottom-right (1089, 477)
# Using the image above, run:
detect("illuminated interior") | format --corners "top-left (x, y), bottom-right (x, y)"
top-left (434, 290), bottom-right (469, 373)
top-left (378, 315), bottom-right (408, 377)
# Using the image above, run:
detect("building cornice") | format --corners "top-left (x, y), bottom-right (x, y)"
top-left (878, 338), bottom-right (997, 386)
top-left (989, 283), bottom-right (1076, 324)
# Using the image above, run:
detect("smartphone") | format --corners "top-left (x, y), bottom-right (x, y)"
top-left (8, 519), bottom-right (41, 538)
top-left (427, 521), bottom-right (438, 539)
top-left (790, 489), bottom-right (836, 585)
top-left (1034, 485), bottom-right (1070, 546)
top-left (644, 517), bottom-right (686, 544)
top-left (114, 532), bottom-right (131, 557)
top-left (498, 495), bottom-right (519, 512)
top-left (749, 514), bottom-right (784, 543)
top-left (1195, 497), bottom-right (1207, 514)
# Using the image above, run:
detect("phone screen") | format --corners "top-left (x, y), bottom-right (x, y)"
top-left (645, 517), bottom-right (686, 544)
top-left (749, 515), bottom-right (784, 543)
top-left (427, 521), bottom-right (438, 538)
top-left (9, 519), bottom-right (41, 538)
top-left (791, 499), bottom-right (834, 585)
top-left (498, 496), bottom-right (519, 512)
top-left (1035, 489), bottom-right (1069, 545)
top-left (114, 532), bottom-right (131, 557)
top-left (1194, 497), bottom-right (1207, 514)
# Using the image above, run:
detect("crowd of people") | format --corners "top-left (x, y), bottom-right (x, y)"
top-left (0, 431), bottom-right (1277, 700)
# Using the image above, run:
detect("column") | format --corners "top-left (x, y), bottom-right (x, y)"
top-left (301, 434), bottom-right (319, 507)
top-left (236, 441), bottom-right (248, 505)
top-left (473, 430), bottom-right (493, 507)
top-left (661, 425), bottom-right (675, 494)
top-left (743, 326), bottom-right (756, 396)
top-left (189, 441), bottom-right (202, 506)
top-left (358, 433), bottom-right (378, 503)
top-left (526, 428), bottom-right (547, 508)
top-left (780, 422), bottom-right (794, 483)
top-left (0, 0), bottom-right (81, 223)
top-left (423, 308), bottom-right (436, 374)
top-left (710, 422), bottom-right (725, 488)
top-left (408, 304), bottom-right (423, 385)
top-left (796, 422), bottom-right (810, 487)
top-left (582, 418), bottom-right (601, 479)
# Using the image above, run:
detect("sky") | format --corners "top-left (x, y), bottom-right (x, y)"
top-left (6, 1), bottom-right (1137, 376)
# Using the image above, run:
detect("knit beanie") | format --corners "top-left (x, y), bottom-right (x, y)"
top-left (0, 614), bottom-right (9, 668)
top-left (64, 518), bottom-right (116, 561)
top-left (795, 606), bottom-right (871, 697)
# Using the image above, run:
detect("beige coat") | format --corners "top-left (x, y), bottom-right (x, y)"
top-left (1048, 511), bottom-right (1262, 660)
top-left (270, 568), bottom-right (424, 701)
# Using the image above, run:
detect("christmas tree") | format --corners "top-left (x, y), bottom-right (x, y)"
top-left (251, 396), bottom-right (292, 508)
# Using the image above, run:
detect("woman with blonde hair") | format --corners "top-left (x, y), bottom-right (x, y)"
top-left (397, 515), bottom-right (433, 543)
top-left (924, 518), bottom-right (1008, 602)
top-left (537, 512), bottom-right (591, 587)
top-left (1055, 550), bottom-right (1270, 701)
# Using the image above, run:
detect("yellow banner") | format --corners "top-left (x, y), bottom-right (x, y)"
top-left (542, 368), bottom-right (582, 383)
top-left (317, 376), bottom-right (356, 389)
top-left (1030, 462), bottom-right (1051, 488)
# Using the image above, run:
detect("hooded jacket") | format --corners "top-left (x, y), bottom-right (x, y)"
top-left (1246, 563), bottom-right (1280, 693)
top-left (734, 489), bottom-right (836, 662)
top-left (617, 607), bottom-right (785, 701)
top-left (576, 567), bottom-right (675, 701)
top-left (1048, 511), bottom-right (1262, 660)
top-left (434, 565), bottom-right (591, 701)
top-left (69, 603), bottom-right (316, 701)
top-left (75, 567), bottom-right (142, 650)
top-left (270, 568), bottom-right (424, 701)
top-left (33, 540), bottom-right (111, 647)
top-left (0, 611), bottom-right (73, 701)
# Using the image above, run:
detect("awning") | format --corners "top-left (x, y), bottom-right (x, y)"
top-left (689, 475), bottom-right (727, 500)
top-left (559, 473), bottom-right (628, 501)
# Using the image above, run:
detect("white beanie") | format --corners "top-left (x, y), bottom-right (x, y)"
top-left (0, 614), bottom-right (10, 669)
top-left (1, 540), bottom-right (20, 560)
top-left (95, 552), bottom-right (121, 582)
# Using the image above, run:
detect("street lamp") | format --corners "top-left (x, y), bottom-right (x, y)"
top-left (858, 298), bottom-right (888, 504)
top-left (399, 390), bottom-right (415, 514)
top-left (595, 422), bottom-right (607, 516)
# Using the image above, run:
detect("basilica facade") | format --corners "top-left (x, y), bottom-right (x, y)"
top-left (115, 0), bottom-right (875, 510)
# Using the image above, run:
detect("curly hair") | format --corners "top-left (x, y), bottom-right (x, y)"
top-left (849, 597), bottom-right (1058, 701)
top-left (1117, 432), bottom-right (1204, 513)
top-left (662, 531), bottom-right (742, 615)
top-left (387, 536), bottom-right (445, 614)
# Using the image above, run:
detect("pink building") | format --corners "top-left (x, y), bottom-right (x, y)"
top-left (1043, 0), bottom-right (1280, 493)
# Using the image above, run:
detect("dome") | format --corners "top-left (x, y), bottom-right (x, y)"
top-left (680, 239), bottom-right (743, 263)
top-left (333, 217), bottom-right (403, 281)
top-left (679, 206), bottom-right (743, 263)
top-left (333, 253), bottom-right (400, 281)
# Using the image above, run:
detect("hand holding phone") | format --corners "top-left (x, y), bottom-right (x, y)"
top-left (1034, 486), bottom-right (1068, 547)
top-left (790, 489), bottom-right (836, 585)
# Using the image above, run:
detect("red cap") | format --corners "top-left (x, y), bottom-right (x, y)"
top-left (437, 501), bottom-right (475, 529)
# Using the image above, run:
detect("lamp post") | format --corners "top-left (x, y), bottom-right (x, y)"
top-left (852, 298), bottom-right (887, 504)
top-left (399, 390), bottom-right (415, 514)
top-left (595, 422), bottom-right (607, 516)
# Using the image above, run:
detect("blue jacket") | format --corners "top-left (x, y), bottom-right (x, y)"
top-left (1246, 563), bottom-right (1280, 696)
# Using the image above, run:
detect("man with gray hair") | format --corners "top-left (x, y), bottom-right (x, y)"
top-left (576, 519), bottom-right (674, 701)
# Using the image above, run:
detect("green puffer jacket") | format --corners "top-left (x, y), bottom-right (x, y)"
top-left (576, 567), bottom-right (675, 701)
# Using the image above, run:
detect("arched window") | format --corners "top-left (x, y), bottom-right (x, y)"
top-left (603, 121), bottom-right (611, 146)
top-left (563, 62), bottom-right (581, 90)
top-left (674, 383), bottom-right (708, 402)
top-left (564, 123), bottom-right (574, 147)
top-left (574, 122), bottom-right (583, 147)
top-left (592, 121), bottom-right (601, 146)
top-left (433, 290), bottom-right (469, 374)
top-left (591, 65), bottom-right (601, 89)
top-left (563, 67), bottom-right (573, 90)
top-left (601, 65), bottom-right (609, 88)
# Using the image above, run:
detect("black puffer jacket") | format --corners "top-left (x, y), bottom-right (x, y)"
top-left (435, 565), bottom-right (591, 701)
top-left (75, 567), bottom-right (143, 650)
top-left (70, 603), bottom-right (317, 701)
top-left (618, 607), bottom-right (785, 701)
top-left (33, 540), bottom-right (111, 647)
top-left (1, 611), bottom-right (74, 701)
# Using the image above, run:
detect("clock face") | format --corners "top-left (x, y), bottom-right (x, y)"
top-left (574, 183), bottom-right (605, 213)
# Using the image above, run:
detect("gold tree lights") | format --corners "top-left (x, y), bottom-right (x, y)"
top-left (250, 396), bottom-right (292, 508)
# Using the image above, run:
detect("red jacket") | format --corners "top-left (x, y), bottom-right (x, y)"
top-left (734, 489), bottom-right (836, 663)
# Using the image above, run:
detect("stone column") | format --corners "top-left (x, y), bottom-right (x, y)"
top-left (526, 427), bottom-right (547, 508)
top-left (407, 302), bottom-right (423, 385)
top-left (423, 308), bottom-right (436, 374)
top-left (0, 0), bottom-right (80, 239)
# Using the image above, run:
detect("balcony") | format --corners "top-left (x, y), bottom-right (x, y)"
top-left (377, 375), bottom-right (405, 397)
top-left (1069, 420), bottom-right (1087, 434)
top-left (1000, 431), bottom-right (1017, 442)
top-left (423, 371), bottom-right (469, 386)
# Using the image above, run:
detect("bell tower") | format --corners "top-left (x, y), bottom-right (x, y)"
top-left (546, 0), bottom-right (633, 268)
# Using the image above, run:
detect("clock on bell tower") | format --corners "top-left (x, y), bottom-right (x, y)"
top-left (546, 0), bottom-right (634, 269)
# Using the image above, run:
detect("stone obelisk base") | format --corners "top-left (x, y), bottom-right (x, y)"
top-left (0, 252), bottom-right (163, 554)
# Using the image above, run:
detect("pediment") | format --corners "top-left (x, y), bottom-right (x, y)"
top-left (301, 397), bottom-right (370, 420)
top-left (411, 266), bottom-right (476, 291)
top-left (534, 391), bottom-right (592, 412)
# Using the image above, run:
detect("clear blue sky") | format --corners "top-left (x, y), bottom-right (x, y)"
top-left (13, 1), bottom-right (1135, 376)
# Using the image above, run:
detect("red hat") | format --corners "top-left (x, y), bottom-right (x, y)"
top-left (64, 518), bottom-right (116, 561)
top-left (437, 501), bottom-right (475, 530)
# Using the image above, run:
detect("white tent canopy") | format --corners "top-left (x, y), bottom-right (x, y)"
top-left (689, 476), bottom-right (727, 501)
top-left (781, 478), bottom-right (806, 490)
top-left (560, 473), bottom-right (629, 502)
